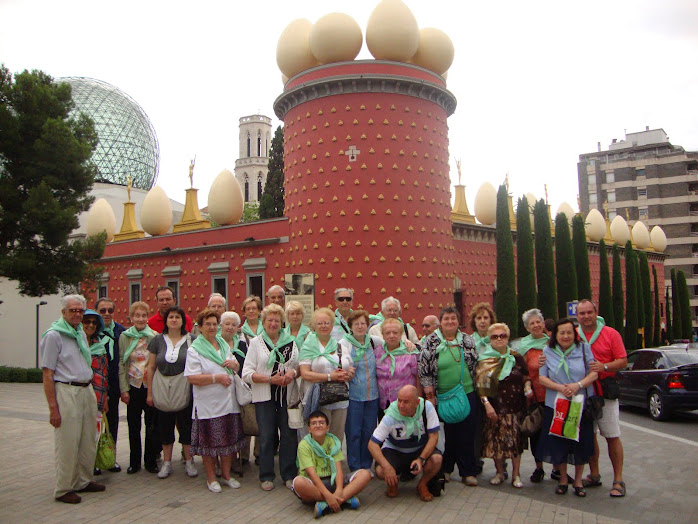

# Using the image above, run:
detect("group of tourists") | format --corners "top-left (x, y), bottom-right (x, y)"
top-left (41, 284), bottom-right (627, 516)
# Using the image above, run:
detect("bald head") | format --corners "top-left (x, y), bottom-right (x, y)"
top-left (397, 385), bottom-right (420, 416)
top-left (421, 315), bottom-right (439, 337)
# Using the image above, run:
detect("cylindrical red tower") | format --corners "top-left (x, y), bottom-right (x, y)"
top-left (274, 60), bottom-right (457, 323)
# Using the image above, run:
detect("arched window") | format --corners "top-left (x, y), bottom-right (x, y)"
top-left (257, 130), bottom-right (262, 156)
top-left (257, 174), bottom-right (263, 200)
top-left (246, 132), bottom-right (251, 157)
top-left (244, 174), bottom-right (249, 202)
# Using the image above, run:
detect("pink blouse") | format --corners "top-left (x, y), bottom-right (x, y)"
top-left (374, 344), bottom-right (419, 410)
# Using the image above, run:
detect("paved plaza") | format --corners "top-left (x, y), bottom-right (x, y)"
top-left (0, 383), bottom-right (696, 523)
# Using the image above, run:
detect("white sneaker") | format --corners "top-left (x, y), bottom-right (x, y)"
top-left (207, 481), bottom-right (222, 493)
top-left (285, 479), bottom-right (293, 490)
top-left (157, 462), bottom-right (173, 479)
top-left (185, 461), bottom-right (198, 478)
top-left (222, 477), bottom-right (241, 489)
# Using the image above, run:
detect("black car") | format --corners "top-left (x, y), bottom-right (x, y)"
top-left (616, 347), bottom-right (698, 421)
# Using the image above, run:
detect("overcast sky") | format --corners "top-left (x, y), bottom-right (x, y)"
top-left (2, 0), bottom-right (697, 216)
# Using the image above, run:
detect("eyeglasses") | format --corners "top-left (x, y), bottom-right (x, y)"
top-left (336, 296), bottom-right (352, 302)
top-left (82, 319), bottom-right (98, 326)
top-left (490, 334), bottom-right (509, 340)
top-left (68, 308), bottom-right (85, 314)
top-left (99, 307), bottom-right (114, 314)
top-left (422, 324), bottom-right (432, 328)
top-left (316, 321), bottom-right (332, 327)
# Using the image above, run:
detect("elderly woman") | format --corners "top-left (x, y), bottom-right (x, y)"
top-left (240, 296), bottom-right (263, 345)
top-left (242, 303), bottom-right (300, 491)
top-left (118, 301), bottom-right (159, 474)
top-left (475, 323), bottom-right (531, 488)
top-left (300, 308), bottom-right (354, 445)
top-left (419, 306), bottom-right (479, 486)
top-left (468, 302), bottom-right (496, 355)
top-left (368, 297), bottom-right (420, 344)
top-left (145, 306), bottom-right (197, 479)
top-left (536, 318), bottom-right (598, 497)
top-left (375, 318), bottom-right (420, 412)
top-left (339, 310), bottom-right (381, 473)
top-left (284, 301), bottom-right (310, 350)
top-left (518, 308), bottom-right (549, 483)
top-left (184, 308), bottom-right (244, 493)
top-left (83, 309), bottom-right (107, 475)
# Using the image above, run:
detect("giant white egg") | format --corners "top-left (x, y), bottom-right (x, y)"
top-left (208, 169), bottom-right (244, 226)
top-left (140, 186), bottom-right (172, 236)
top-left (610, 215), bottom-right (630, 246)
top-left (524, 192), bottom-right (537, 227)
top-left (310, 13), bottom-right (363, 64)
top-left (366, 0), bottom-right (420, 61)
top-left (86, 198), bottom-right (116, 243)
top-left (276, 19), bottom-right (319, 79)
top-left (474, 182), bottom-right (497, 225)
top-left (411, 28), bottom-right (454, 75)
top-left (585, 208), bottom-right (606, 242)
top-left (632, 221), bottom-right (650, 249)
top-left (650, 226), bottom-right (667, 252)
top-left (556, 202), bottom-right (575, 223)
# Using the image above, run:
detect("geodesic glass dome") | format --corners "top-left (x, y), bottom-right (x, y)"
top-left (59, 77), bottom-right (159, 190)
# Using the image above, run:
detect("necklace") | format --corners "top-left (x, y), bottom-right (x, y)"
top-left (445, 339), bottom-right (461, 362)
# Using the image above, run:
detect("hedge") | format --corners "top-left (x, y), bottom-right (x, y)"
top-left (0, 366), bottom-right (44, 383)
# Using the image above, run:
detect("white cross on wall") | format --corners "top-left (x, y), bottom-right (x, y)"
top-left (345, 145), bottom-right (361, 162)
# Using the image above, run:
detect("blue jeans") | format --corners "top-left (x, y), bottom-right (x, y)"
top-left (443, 391), bottom-right (479, 477)
top-left (255, 400), bottom-right (298, 482)
top-left (346, 399), bottom-right (379, 471)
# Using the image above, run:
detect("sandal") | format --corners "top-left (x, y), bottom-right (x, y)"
top-left (555, 484), bottom-right (568, 495)
top-left (573, 486), bottom-right (586, 497)
top-left (530, 468), bottom-right (545, 483)
top-left (610, 480), bottom-right (626, 498)
top-left (582, 474), bottom-right (602, 488)
top-left (489, 473), bottom-right (505, 485)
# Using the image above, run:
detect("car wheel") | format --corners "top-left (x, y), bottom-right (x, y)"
top-left (648, 391), bottom-right (670, 421)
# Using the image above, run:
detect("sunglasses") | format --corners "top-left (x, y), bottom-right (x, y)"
top-left (490, 334), bottom-right (509, 340)
top-left (99, 307), bottom-right (114, 314)
top-left (82, 319), bottom-right (99, 326)
top-left (68, 308), bottom-right (85, 314)
top-left (422, 324), bottom-right (432, 328)
top-left (336, 296), bottom-right (352, 302)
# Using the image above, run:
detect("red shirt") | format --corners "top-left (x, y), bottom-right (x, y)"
top-left (148, 312), bottom-right (194, 333)
top-left (524, 348), bottom-right (547, 402)
top-left (582, 325), bottom-right (626, 380)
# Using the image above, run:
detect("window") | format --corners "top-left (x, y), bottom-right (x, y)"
top-left (247, 132), bottom-right (251, 157)
top-left (257, 131), bottom-right (262, 156)
top-left (130, 283), bottom-right (141, 305)
top-left (609, 210), bottom-right (617, 220)
top-left (638, 188), bottom-right (647, 198)
top-left (244, 174), bottom-right (249, 202)
top-left (166, 280), bottom-right (179, 304)
top-left (639, 208), bottom-right (649, 220)
top-left (212, 276), bottom-right (227, 299)
top-left (247, 274), bottom-right (263, 301)
top-left (607, 190), bottom-right (616, 203)
top-left (636, 168), bottom-right (646, 178)
top-left (98, 285), bottom-right (108, 299)
top-left (588, 174), bottom-right (596, 186)
top-left (589, 193), bottom-right (598, 205)
top-left (257, 174), bottom-right (263, 200)
top-left (606, 172), bottom-right (615, 184)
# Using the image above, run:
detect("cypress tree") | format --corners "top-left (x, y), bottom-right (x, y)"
top-left (624, 241), bottom-right (638, 350)
top-left (652, 266), bottom-right (661, 346)
top-left (635, 253), bottom-right (645, 348)
top-left (637, 251), bottom-right (653, 348)
top-left (665, 285), bottom-right (672, 344)
top-left (555, 213), bottom-right (577, 319)
top-left (516, 196), bottom-right (536, 335)
top-left (677, 270), bottom-right (693, 340)
top-left (259, 126), bottom-right (285, 219)
top-left (598, 239), bottom-right (615, 329)
top-left (671, 269), bottom-right (682, 341)
top-left (572, 214), bottom-right (592, 301)
top-left (612, 244), bottom-right (624, 334)
top-left (534, 200), bottom-right (557, 320)
top-left (495, 184), bottom-right (518, 337)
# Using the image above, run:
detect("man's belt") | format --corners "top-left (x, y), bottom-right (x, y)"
top-left (55, 380), bottom-right (91, 387)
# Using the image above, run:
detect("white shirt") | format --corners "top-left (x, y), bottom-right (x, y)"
top-left (371, 400), bottom-right (440, 453)
top-left (300, 341), bottom-right (353, 410)
top-left (184, 347), bottom-right (240, 419)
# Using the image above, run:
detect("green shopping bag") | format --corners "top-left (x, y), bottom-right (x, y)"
top-left (95, 416), bottom-right (116, 470)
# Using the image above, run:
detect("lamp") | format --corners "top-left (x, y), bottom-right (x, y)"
top-left (35, 301), bottom-right (48, 368)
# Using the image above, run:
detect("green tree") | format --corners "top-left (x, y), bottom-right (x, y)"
top-left (0, 66), bottom-right (105, 296)
top-left (671, 269), bottom-right (682, 341)
top-left (533, 199), bottom-right (557, 320)
top-left (516, 196), bottom-right (536, 334)
top-left (652, 266), bottom-right (660, 346)
top-left (624, 241), bottom-right (639, 350)
top-left (495, 184), bottom-right (518, 337)
top-left (612, 244), bottom-right (624, 333)
top-left (259, 125), bottom-right (285, 219)
top-left (635, 252), bottom-right (645, 348)
top-left (677, 270), bottom-right (693, 340)
top-left (637, 251), bottom-right (653, 348)
top-left (572, 214), bottom-right (592, 301)
top-left (240, 201), bottom-right (260, 223)
top-left (555, 213), bottom-right (577, 319)
top-left (598, 239), bottom-right (615, 329)
top-left (665, 285), bottom-right (672, 344)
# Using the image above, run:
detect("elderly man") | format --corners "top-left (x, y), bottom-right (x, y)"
top-left (576, 299), bottom-right (628, 498)
top-left (368, 297), bottom-right (420, 344)
top-left (42, 295), bottom-right (105, 504)
top-left (95, 297), bottom-right (125, 473)
top-left (147, 285), bottom-right (193, 333)
top-left (330, 288), bottom-right (354, 342)
top-left (267, 285), bottom-right (285, 307)
top-left (420, 315), bottom-right (439, 345)
top-left (368, 385), bottom-right (442, 501)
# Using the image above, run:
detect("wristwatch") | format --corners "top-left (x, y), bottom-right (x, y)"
top-left (481, 397), bottom-right (489, 404)
top-left (604, 364), bottom-right (609, 372)
top-left (327, 373), bottom-right (331, 382)
top-left (419, 456), bottom-right (427, 465)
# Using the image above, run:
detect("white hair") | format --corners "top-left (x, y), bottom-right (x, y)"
top-left (267, 285), bottom-right (285, 297)
top-left (334, 287), bottom-right (353, 300)
top-left (61, 294), bottom-right (86, 310)
top-left (208, 293), bottom-right (227, 307)
top-left (522, 308), bottom-right (544, 327)
top-left (220, 311), bottom-right (240, 325)
top-left (381, 296), bottom-right (401, 312)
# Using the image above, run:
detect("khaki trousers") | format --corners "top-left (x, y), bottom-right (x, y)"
top-left (54, 383), bottom-right (97, 498)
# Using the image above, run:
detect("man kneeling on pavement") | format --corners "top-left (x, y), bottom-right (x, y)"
top-left (292, 411), bottom-right (371, 518)
top-left (368, 385), bottom-right (442, 501)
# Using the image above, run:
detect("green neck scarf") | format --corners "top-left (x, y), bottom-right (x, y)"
top-left (241, 319), bottom-right (263, 338)
top-left (379, 341), bottom-right (418, 376)
top-left (551, 344), bottom-right (577, 381)
top-left (191, 334), bottom-right (233, 374)
top-left (369, 311), bottom-right (384, 323)
top-left (45, 318), bottom-right (91, 366)
top-left (477, 344), bottom-right (516, 381)
top-left (262, 329), bottom-right (294, 369)
top-left (121, 325), bottom-right (157, 363)
top-left (300, 332), bottom-right (339, 363)
top-left (334, 309), bottom-right (352, 332)
top-left (101, 324), bottom-right (115, 360)
top-left (225, 335), bottom-right (246, 360)
top-left (435, 329), bottom-right (463, 354)
top-left (302, 433), bottom-right (341, 484)
top-left (517, 334), bottom-right (549, 355)
top-left (577, 316), bottom-right (605, 346)
top-left (472, 332), bottom-right (490, 353)
top-left (285, 323), bottom-right (310, 348)
top-left (385, 397), bottom-right (425, 439)
top-left (344, 332), bottom-right (372, 362)
top-left (89, 338), bottom-right (107, 357)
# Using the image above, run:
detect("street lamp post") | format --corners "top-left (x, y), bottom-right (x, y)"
top-left (35, 301), bottom-right (48, 368)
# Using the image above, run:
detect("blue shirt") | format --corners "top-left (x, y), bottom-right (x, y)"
top-left (540, 343), bottom-right (595, 409)
top-left (340, 336), bottom-right (379, 402)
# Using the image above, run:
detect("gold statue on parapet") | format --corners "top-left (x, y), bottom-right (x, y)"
top-left (189, 156), bottom-right (196, 189)
top-left (544, 184), bottom-right (548, 204)
top-left (127, 176), bottom-right (132, 203)
top-left (456, 158), bottom-right (462, 185)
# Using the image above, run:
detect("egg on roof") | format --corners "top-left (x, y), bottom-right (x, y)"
top-left (276, 19), bottom-right (319, 78)
top-left (86, 198), bottom-right (116, 243)
top-left (140, 186), bottom-right (172, 236)
top-left (610, 215), bottom-right (630, 245)
top-left (208, 169), bottom-right (244, 226)
top-left (632, 221), bottom-right (650, 249)
top-left (474, 182), bottom-right (497, 225)
top-left (585, 209), bottom-right (606, 242)
top-left (366, 0), bottom-right (420, 61)
top-left (411, 28), bottom-right (454, 75)
top-left (310, 13), bottom-right (363, 64)
top-left (650, 226), bottom-right (667, 252)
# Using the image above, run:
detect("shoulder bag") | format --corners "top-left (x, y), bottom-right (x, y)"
top-left (520, 389), bottom-right (544, 437)
top-left (233, 372), bottom-right (252, 406)
top-left (581, 344), bottom-right (604, 422)
top-left (436, 347), bottom-right (471, 424)
top-left (318, 344), bottom-right (349, 406)
top-left (95, 416), bottom-right (116, 470)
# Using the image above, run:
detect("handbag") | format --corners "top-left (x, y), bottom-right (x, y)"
top-left (95, 416), bottom-right (116, 470)
top-left (287, 406), bottom-right (304, 429)
top-left (436, 347), bottom-right (471, 424)
top-left (152, 369), bottom-right (191, 412)
top-left (581, 344), bottom-right (605, 422)
top-left (233, 373), bottom-right (252, 406)
top-left (549, 391), bottom-right (583, 441)
top-left (241, 403), bottom-right (258, 436)
top-left (520, 390), bottom-right (544, 437)
top-left (318, 344), bottom-right (349, 406)
top-left (599, 376), bottom-right (620, 400)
